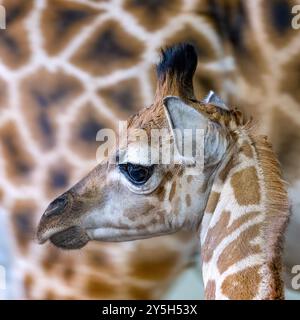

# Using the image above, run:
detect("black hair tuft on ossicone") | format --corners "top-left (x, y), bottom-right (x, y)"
top-left (156, 43), bottom-right (198, 83)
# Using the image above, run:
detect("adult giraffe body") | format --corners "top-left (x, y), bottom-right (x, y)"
top-left (37, 44), bottom-right (290, 300)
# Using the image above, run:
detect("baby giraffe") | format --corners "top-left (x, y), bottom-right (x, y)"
top-left (37, 44), bottom-right (289, 300)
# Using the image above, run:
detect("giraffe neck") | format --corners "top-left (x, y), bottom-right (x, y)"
top-left (200, 130), bottom-right (289, 300)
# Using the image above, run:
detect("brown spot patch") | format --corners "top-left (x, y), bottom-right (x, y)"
top-left (262, 0), bottom-right (298, 49)
top-left (0, 0), bottom-right (33, 69)
top-left (240, 141), bottom-right (254, 158)
top-left (23, 273), bottom-right (34, 299)
top-left (0, 121), bottom-right (35, 184)
top-left (156, 185), bottom-right (166, 202)
top-left (219, 155), bottom-right (235, 182)
top-left (128, 286), bottom-right (153, 300)
top-left (221, 265), bottom-right (261, 300)
top-left (62, 265), bottom-right (75, 282)
top-left (231, 167), bottom-right (261, 206)
top-left (125, 204), bottom-right (156, 221)
top-left (169, 181), bottom-right (176, 202)
top-left (197, 185), bottom-right (204, 195)
top-left (69, 103), bottom-right (115, 160)
top-left (124, 209), bottom-right (137, 222)
top-left (124, 0), bottom-right (182, 31)
top-left (164, 171), bottom-right (174, 182)
top-left (205, 280), bottom-right (216, 300)
top-left (98, 78), bottom-right (143, 119)
top-left (173, 197), bottom-right (181, 216)
top-left (71, 20), bottom-right (144, 76)
top-left (217, 224), bottom-right (262, 274)
top-left (149, 210), bottom-right (166, 226)
top-left (185, 194), bottom-right (191, 207)
top-left (205, 191), bottom-right (220, 213)
top-left (85, 277), bottom-right (118, 298)
top-left (11, 200), bottom-right (36, 253)
top-left (20, 69), bottom-right (83, 150)
top-left (85, 250), bottom-right (111, 269)
top-left (280, 53), bottom-right (300, 104)
top-left (0, 78), bottom-right (8, 109)
top-left (187, 175), bottom-right (193, 183)
top-left (41, 246), bottom-right (60, 272)
top-left (129, 248), bottom-right (180, 281)
top-left (45, 159), bottom-right (73, 199)
top-left (42, 0), bottom-right (100, 55)
top-left (44, 290), bottom-right (56, 300)
top-left (202, 0), bottom-right (267, 84)
top-left (202, 211), bottom-right (260, 263)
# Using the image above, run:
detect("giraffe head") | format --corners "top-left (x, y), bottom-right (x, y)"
top-left (36, 44), bottom-right (237, 249)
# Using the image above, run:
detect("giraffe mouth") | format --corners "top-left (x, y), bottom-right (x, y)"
top-left (49, 226), bottom-right (90, 250)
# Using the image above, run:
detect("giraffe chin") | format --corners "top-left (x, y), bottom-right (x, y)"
top-left (49, 226), bottom-right (90, 250)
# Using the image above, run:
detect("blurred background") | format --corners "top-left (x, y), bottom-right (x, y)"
top-left (0, 0), bottom-right (299, 299)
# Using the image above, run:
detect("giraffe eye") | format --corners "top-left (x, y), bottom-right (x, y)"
top-left (119, 163), bottom-right (155, 185)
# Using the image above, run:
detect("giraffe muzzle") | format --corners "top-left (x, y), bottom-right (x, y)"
top-left (36, 192), bottom-right (75, 245)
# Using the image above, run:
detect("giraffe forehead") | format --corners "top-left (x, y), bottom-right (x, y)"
top-left (120, 141), bottom-right (150, 165)
top-left (120, 132), bottom-right (174, 165)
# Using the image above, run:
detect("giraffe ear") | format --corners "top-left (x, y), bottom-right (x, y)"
top-left (163, 96), bottom-right (207, 158)
top-left (163, 96), bottom-right (228, 167)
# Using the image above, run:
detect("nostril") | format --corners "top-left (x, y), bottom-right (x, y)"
top-left (44, 194), bottom-right (69, 217)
